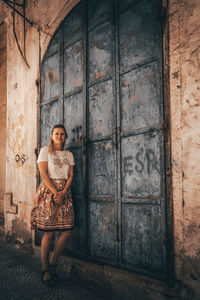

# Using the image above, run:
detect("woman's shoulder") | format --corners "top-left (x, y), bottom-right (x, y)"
top-left (41, 145), bottom-right (48, 150)
top-left (37, 146), bottom-right (49, 162)
top-left (39, 146), bottom-right (49, 154)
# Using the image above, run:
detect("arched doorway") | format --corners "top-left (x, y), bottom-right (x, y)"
top-left (38, 0), bottom-right (170, 278)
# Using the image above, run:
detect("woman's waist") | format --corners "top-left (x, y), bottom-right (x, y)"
top-left (50, 177), bottom-right (67, 181)
top-left (50, 178), bottom-right (66, 189)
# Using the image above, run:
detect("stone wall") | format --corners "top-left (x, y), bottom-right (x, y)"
top-left (169, 0), bottom-right (200, 297)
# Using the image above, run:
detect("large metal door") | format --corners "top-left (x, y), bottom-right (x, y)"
top-left (118, 0), bottom-right (166, 275)
top-left (39, 0), bottom-right (169, 277)
top-left (39, 3), bottom-right (86, 252)
top-left (87, 0), bottom-right (117, 262)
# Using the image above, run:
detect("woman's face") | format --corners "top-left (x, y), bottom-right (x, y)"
top-left (51, 127), bottom-right (66, 147)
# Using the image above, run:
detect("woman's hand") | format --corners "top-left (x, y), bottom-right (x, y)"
top-left (53, 190), bottom-right (66, 205)
top-left (52, 166), bottom-right (74, 205)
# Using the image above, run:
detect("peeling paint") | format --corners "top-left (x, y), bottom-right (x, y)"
top-left (47, 69), bottom-right (58, 83)
top-left (95, 72), bottom-right (105, 80)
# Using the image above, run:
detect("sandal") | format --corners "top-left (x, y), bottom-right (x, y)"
top-left (50, 264), bottom-right (59, 281)
top-left (41, 269), bottom-right (56, 286)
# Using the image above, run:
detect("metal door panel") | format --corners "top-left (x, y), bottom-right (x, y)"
top-left (89, 80), bottom-right (114, 140)
top-left (90, 201), bottom-right (115, 259)
top-left (67, 195), bottom-right (86, 250)
top-left (40, 54), bottom-right (59, 103)
top-left (38, 0), bottom-right (170, 277)
top-left (40, 100), bottom-right (61, 147)
top-left (65, 145), bottom-right (85, 252)
top-left (64, 93), bottom-right (83, 145)
top-left (46, 29), bottom-right (60, 57)
top-left (64, 40), bottom-right (83, 95)
top-left (64, 93), bottom-right (84, 198)
top-left (87, 0), bottom-right (113, 31)
top-left (88, 141), bottom-right (116, 196)
top-left (119, 0), bottom-right (139, 13)
top-left (121, 131), bottom-right (162, 198)
top-left (70, 146), bottom-right (83, 196)
top-left (122, 203), bottom-right (164, 270)
top-left (88, 22), bottom-right (112, 85)
top-left (66, 146), bottom-right (85, 252)
top-left (63, 3), bottom-right (82, 49)
top-left (121, 61), bottom-right (163, 133)
top-left (119, 0), bottom-right (161, 72)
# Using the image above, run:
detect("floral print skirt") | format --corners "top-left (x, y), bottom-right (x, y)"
top-left (30, 179), bottom-right (74, 231)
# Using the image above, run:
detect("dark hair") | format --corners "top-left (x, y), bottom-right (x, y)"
top-left (48, 124), bottom-right (68, 154)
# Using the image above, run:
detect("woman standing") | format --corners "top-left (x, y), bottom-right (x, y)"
top-left (31, 124), bottom-right (75, 286)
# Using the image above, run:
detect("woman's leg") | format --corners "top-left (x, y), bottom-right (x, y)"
top-left (49, 231), bottom-right (71, 266)
top-left (41, 231), bottom-right (55, 280)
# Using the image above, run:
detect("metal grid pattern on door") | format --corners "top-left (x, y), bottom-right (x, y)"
top-left (38, 0), bottom-right (169, 279)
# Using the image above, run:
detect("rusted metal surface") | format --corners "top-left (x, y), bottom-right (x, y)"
top-left (118, 0), bottom-right (166, 275)
top-left (89, 80), bottom-right (114, 140)
top-left (121, 61), bottom-right (163, 133)
top-left (88, 22), bottom-right (112, 84)
top-left (63, 4), bottom-right (82, 49)
top-left (88, 141), bottom-right (116, 196)
top-left (64, 40), bottom-right (83, 95)
top-left (119, 0), bottom-right (162, 72)
top-left (87, 0), bottom-right (112, 31)
top-left (40, 54), bottom-right (60, 104)
top-left (46, 29), bottom-right (60, 58)
top-left (64, 93), bottom-right (83, 145)
top-left (87, 6), bottom-right (116, 262)
top-left (40, 100), bottom-right (61, 146)
top-left (64, 93), bottom-right (84, 196)
top-left (70, 147), bottom-right (83, 195)
top-left (122, 204), bottom-right (163, 270)
top-left (90, 201), bottom-right (115, 259)
top-left (121, 132), bottom-right (162, 198)
top-left (39, 0), bottom-right (169, 278)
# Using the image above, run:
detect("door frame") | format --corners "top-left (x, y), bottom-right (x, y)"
top-left (161, 0), bottom-right (174, 285)
top-left (36, 0), bottom-right (174, 283)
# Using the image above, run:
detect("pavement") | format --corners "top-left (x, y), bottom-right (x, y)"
top-left (0, 238), bottom-right (109, 300)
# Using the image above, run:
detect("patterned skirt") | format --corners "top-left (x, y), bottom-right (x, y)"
top-left (30, 179), bottom-right (74, 231)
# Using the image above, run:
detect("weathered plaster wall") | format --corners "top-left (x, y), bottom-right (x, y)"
top-left (2, 0), bottom-right (79, 240)
top-left (4, 11), bottom-right (39, 240)
top-left (169, 0), bottom-right (200, 295)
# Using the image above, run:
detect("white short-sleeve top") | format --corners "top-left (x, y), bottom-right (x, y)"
top-left (37, 146), bottom-right (75, 180)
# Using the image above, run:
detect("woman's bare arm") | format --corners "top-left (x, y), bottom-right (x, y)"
top-left (63, 165), bottom-right (74, 193)
top-left (54, 166), bottom-right (74, 204)
top-left (38, 162), bottom-right (57, 194)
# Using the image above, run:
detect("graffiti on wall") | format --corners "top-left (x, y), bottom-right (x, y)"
top-left (15, 154), bottom-right (27, 165)
top-left (124, 149), bottom-right (159, 175)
